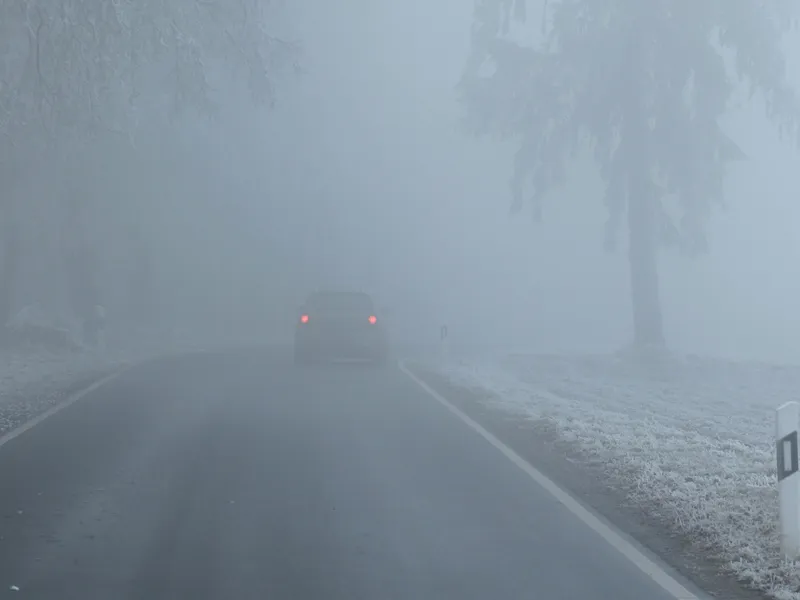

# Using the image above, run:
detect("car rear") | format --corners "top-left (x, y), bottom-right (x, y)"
top-left (294, 292), bottom-right (388, 364)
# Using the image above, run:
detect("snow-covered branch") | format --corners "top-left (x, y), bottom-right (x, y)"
top-left (0, 0), bottom-right (297, 154)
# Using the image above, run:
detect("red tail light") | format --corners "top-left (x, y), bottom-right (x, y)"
top-left (300, 314), bottom-right (309, 324)
top-left (368, 315), bottom-right (377, 324)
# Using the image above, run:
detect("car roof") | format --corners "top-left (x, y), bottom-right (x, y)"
top-left (305, 290), bottom-right (374, 306)
top-left (309, 290), bottom-right (372, 297)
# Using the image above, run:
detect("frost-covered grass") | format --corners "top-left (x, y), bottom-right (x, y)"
top-left (0, 319), bottom-right (244, 437)
top-left (0, 347), bottom-right (127, 435)
top-left (435, 352), bottom-right (800, 600)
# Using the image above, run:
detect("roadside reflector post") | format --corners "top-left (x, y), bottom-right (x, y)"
top-left (777, 401), bottom-right (800, 560)
top-left (439, 325), bottom-right (449, 362)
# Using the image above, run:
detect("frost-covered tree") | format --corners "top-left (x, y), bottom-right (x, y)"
top-left (0, 0), bottom-right (298, 327)
top-left (461, 0), bottom-right (800, 349)
top-left (0, 0), bottom-right (297, 147)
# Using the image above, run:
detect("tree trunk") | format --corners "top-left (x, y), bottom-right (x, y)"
top-left (129, 228), bottom-right (154, 324)
top-left (626, 175), bottom-right (665, 349)
top-left (0, 195), bottom-right (19, 328)
top-left (62, 192), bottom-right (98, 329)
top-left (621, 19), bottom-right (666, 352)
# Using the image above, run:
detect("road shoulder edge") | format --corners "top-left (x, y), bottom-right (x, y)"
top-left (398, 359), bottom-right (750, 600)
top-left (0, 365), bottom-right (131, 450)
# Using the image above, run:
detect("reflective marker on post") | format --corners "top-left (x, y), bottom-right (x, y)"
top-left (776, 401), bottom-right (800, 559)
top-left (778, 431), bottom-right (799, 482)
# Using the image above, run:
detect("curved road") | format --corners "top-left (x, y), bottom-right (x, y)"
top-left (0, 349), bottom-right (699, 599)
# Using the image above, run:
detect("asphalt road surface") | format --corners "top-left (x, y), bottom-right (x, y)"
top-left (0, 349), bottom-right (698, 600)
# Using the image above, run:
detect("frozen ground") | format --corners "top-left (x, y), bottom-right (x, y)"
top-left (432, 352), bottom-right (800, 600)
top-left (0, 318), bottom-right (259, 439)
top-left (0, 347), bottom-right (127, 436)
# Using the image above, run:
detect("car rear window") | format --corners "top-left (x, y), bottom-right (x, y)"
top-left (307, 292), bottom-right (374, 313)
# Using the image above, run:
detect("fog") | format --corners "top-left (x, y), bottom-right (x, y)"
top-left (5, 1), bottom-right (800, 362)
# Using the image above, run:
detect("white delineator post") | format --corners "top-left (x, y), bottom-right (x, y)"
top-left (776, 401), bottom-right (800, 560)
top-left (439, 325), bottom-right (449, 363)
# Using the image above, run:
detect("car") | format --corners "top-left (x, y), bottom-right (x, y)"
top-left (293, 290), bottom-right (390, 365)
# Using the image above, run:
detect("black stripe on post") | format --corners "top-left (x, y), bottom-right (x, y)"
top-left (778, 430), bottom-right (799, 482)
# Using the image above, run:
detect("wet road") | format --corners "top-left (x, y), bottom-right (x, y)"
top-left (0, 349), bottom-right (693, 599)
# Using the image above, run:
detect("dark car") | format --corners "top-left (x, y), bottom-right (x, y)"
top-left (293, 291), bottom-right (390, 365)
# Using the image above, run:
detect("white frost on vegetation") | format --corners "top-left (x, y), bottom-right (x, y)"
top-left (0, 313), bottom-right (248, 437)
top-left (437, 353), bottom-right (800, 600)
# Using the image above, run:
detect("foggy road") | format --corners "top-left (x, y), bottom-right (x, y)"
top-left (0, 350), bottom-right (693, 600)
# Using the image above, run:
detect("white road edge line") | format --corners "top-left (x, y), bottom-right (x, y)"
top-left (398, 360), bottom-right (701, 600)
top-left (0, 368), bottom-right (129, 450)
